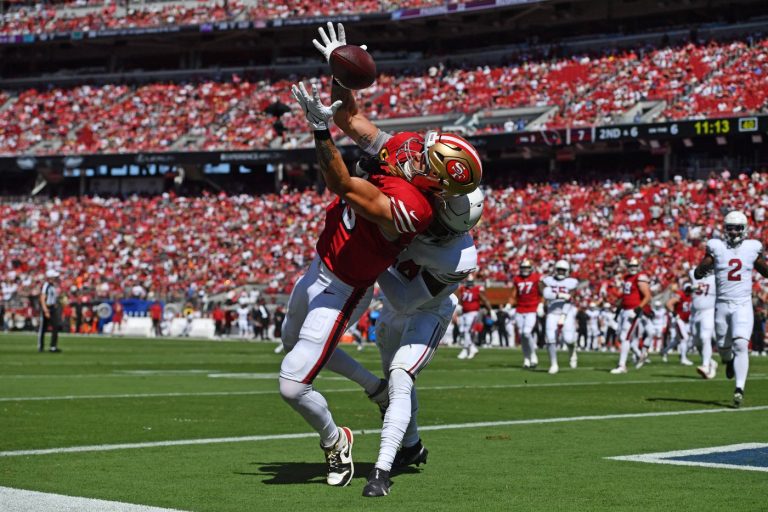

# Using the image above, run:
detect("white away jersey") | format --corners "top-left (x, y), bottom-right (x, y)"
top-left (586, 309), bottom-right (600, 330)
top-left (541, 276), bottom-right (578, 314)
top-left (706, 238), bottom-right (763, 301)
top-left (388, 232), bottom-right (478, 311)
top-left (689, 268), bottom-right (716, 311)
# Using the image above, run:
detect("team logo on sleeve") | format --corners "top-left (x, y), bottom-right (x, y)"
top-left (446, 160), bottom-right (471, 184)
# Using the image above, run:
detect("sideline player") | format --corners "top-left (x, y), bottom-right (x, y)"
top-left (511, 259), bottom-right (542, 368)
top-left (689, 268), bottom-right (717, 379)
top-left (365, 189), bottom-right (483, 497)
top-left (585, 302), bottom-right (601, 351)
top-left (662, 284), bottom-right (695, 366)
top-left (456, 275), bottom-right (492, 359)
top-left (611, 258), bottom-right (651, 374)
top-left (694, 211), bottom-right (768, 407)
top-left (540, 260), bottom-right (579, 374)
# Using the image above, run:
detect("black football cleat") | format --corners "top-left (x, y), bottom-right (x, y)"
top-left (362, 468), bottom-right (392, 497)
top-left (393, 439), bottom-right (428, 469)
top-left (725, 358), bottom-right (734, 379)
top-left (733, 388), bottom-right (744, 408)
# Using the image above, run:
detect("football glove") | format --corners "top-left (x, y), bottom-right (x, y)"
top-left (312, 22), bottom-right (367, 62)
top-left (291, 82), bottom-right (342, 131)
top-left (633, 306), bottom-right (643, 317)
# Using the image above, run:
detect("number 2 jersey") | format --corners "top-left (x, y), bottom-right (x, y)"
top-left (706, 238), bottom-right (764, 301)
top-left (316, 173), bottom-right (433, 289)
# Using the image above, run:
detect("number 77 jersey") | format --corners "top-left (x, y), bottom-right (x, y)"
top-left (513, 272), bottom-right (542, 313)
top-left (706, 238), bottom-right (764, 301)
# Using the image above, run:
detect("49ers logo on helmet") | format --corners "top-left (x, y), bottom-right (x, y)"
top-left (446, 160), bottom-right (471, 184)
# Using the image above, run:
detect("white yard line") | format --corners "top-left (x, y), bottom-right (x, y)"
top-left (2, 405), bottom-right (767, 458)
top-left (1, 376), bottom-right (767, 402)
top-left (0, 486), bottom-right (190, 512)
top-left (607, 443), bottom-right (768, 473)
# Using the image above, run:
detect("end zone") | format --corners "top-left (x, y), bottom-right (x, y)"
top-left (607, 443), bottom-right (768, 472)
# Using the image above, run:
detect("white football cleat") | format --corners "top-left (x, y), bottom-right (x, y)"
top-left (610, 366), bottom-right (627, 374)
top-left (530, 354), bottom-right (539, 368)
top-left (680, 358), bottom-right (694, 366)
top-left (569, 353), bottom-right (578, 369)
top-left (323, 427), bottom-right (354, 487)
top-left (467, 344), bottom-right (479, 359)
top-left (696, 365), bottom-right (710, 379)
top-left (708, 360), bottom-right (718, 379)
top-left (523, 357), bottom-right (531, 369)
top-left (273, 344), bottom-right (284, 354)
top-left (548, 364), bottom-right (559, 375)
top-left (457, 348), bottom-right (468, 360)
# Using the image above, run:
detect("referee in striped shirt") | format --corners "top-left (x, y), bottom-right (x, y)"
top-left (39, 270), bottom-right (62, 353)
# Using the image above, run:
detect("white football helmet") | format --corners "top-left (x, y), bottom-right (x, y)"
top-left (520, 259), bottom-right (533, 277)
top-left (627, 257), bottom-right (640, 275)
top-left (588, 302), bottom-right (597, 309)
top-left (554, 260), bottom-right (570, 280)
top-left (723, 210), bottom-right (748, 247)
top-left (424, 188), bottom-right (484, 242)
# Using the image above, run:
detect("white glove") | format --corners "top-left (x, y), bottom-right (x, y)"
top-left (489, 310), bottom-right (498, 322)
top-left (291, 82), bottom-right (342, 131)
top-left (312, 21), bottom-right (367, 62)
top-left (557, 292), bottom-right (572, 301)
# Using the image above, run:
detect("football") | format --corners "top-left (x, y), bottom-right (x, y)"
top-left (329, 45), bottom-right (377, 90)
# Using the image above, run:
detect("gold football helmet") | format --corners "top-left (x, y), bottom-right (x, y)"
top-left (387, 131), bottom-right (482, 196)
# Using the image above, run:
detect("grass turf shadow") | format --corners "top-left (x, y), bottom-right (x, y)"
top-left (237, 461), bottom-right (422, 485)
top-left (646, 397), bottom-right (733, 408)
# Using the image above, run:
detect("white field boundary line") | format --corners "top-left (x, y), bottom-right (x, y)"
top-left (2, 406), bottom-right (767, 458)
top-left (4, 376), bottom-right (767, 402)
top-left (607, 443), bottom-right (768, 473)
top-left (0, 485), bottom-right (190, 512)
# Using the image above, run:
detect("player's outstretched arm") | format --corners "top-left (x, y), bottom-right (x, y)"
top-left (292, 81), bottom-right (399, 238)
top-left (331, 82), bottom-right (380, 149)
top-left (311, 21), bottom-right (380, 148)
top-left (665, 295), bottom-right (678, 313)
top-left (694, 254), bottom-right (714, 279)
top-left (637, 280), bottom-right (651, 310)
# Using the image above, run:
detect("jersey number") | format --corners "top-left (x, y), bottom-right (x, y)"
top-left (342, 203), bottom-right (356, 232)
top-left (517, 281), bottom-right (534, 295)
top-left (727, 259), bottom-right (742, 281)
top-left (462, 291), bottom-right (476, 302)
top-left (695, 284), bottom-right (710, 296)
top-left (623, 282), bottom-right (633, 294)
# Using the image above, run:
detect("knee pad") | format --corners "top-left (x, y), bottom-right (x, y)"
top-left (733, 338), bottom-right (749, 354)
top-left (389, 368), bottom-right (414, 401)
top-left (279, 377), bottom-right (310, 404)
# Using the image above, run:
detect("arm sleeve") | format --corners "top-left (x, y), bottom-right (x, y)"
top-left (377, 266), bottom-right (435, 314)
top-left (359, 130), bottom-right (391, 156)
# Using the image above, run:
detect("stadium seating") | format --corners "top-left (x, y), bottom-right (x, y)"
top-left (0, 0), bottom-right (445, 36)
top-left (2, 173), bottom-right (766, 307)
top-left (1, 37), bottom-right (766, 155)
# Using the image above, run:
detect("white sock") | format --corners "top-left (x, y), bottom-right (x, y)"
top-left (734, 338), bottom-right (749, 390)
top-left (547, 343), bottom-right (557, 366)
top-left (679, 340), bottom-right (688, 360)
top-left (402, 386), bottom-right (420, 448)
top-left (326, 348), bottom-right (381, 396)
top-left (279, 377), bottom-right (338, 447)
top-left (701, 340), bottom-right (712, 368)
top-left (521, 334), bottom-right (531, 359)
top-left (528, 338), bottom-right (538, 361)
top-left (568, 343), bottom-right (576, 359)
top-left (376, 369), bottom-right (413, 472)
top-left (618, 339), bottom-right (630, 367)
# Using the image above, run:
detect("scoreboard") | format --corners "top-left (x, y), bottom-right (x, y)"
top-left (511, 115), bottom-right (768, 147)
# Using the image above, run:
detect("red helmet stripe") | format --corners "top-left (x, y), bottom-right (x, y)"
top-left (439, 134), bottom-right (482, 170)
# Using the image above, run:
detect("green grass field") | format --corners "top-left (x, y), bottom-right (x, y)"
top-left (2, 333), bottom-right (767, 511)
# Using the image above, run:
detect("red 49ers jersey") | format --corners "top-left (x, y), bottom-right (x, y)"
top-left (513, 272), bottom-right (542, 313)
top-left (620, 272), bottom-right (649, 309)
top-left (457, 284), bottom-right (484, 312)
top-left (674, 291), bottom-right (692, 322)
top-left (316, 174), bottom-right (433, 288)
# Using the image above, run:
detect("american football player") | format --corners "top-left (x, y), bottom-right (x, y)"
top-left (662, 283), bottom-right (695, 366)
top-left (511, 259), bottom-right (542, 368)
top-left (540, 260), bottom-right (579, 374)
top-left (364, 189), bottom-right (483, 497)
top-left (694, 210), bottom-right (768, 406)
top-left (586, 302), bottom-right (601, 351)
top-left (611, 257), bottom-right (651, 374)
top-left (689, 268), bottom-right (717, 379)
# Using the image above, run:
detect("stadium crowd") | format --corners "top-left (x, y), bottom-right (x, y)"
top-left (0, 0), bottom-right (443, 36)
top-left (1, 37), bottom-right (766, 156)
top-left (2, 172), bottom-right (767, 320)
